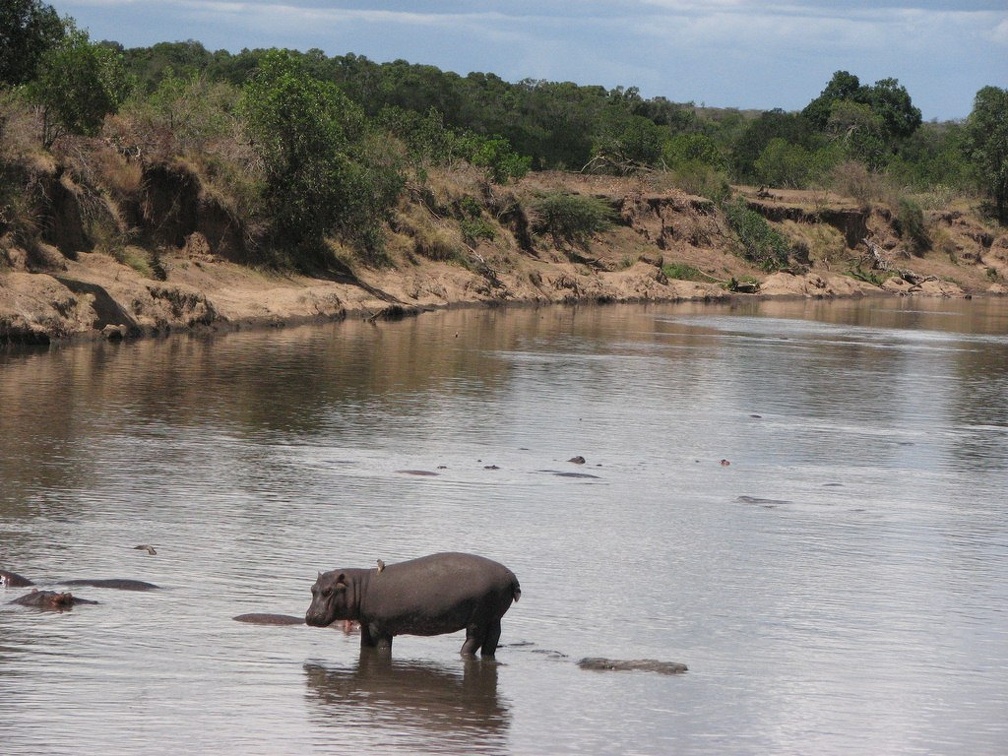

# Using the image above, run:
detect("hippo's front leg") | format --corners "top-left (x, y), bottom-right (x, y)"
top-left (360, 622), bottom-right (392, 652)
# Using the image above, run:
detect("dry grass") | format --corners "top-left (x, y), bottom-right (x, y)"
top-left (781, 220), bottom-right (849, 269)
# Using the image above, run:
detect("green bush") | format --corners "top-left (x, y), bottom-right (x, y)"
top-left (662, 262), bottom-right (707, 281)
top-left (723, 198), bottom-right (791, 270)
top-left (460, 216), bottom-right (496, 245)
top-left (239, 49), bottom-right (403, 264)
top-left (531, 191), bottom-right (615, 248)
top-left (29, 25), bottom-right (129, 147)
top-left (468, 135), bottom-right (531, 184)
top-left (894, 196), bottom-right (930, 254)
top-left (752, 138), bottom-right (839, 189)
top-left (1, 0), bottom-right (64, 87)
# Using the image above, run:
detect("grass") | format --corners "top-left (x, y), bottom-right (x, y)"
top-left (662, 262), bottom-right (709, 281)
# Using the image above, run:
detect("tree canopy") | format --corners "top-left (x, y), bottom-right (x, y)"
top-left (0, 0), bottom-right (64, 86)
top-left (802, 71), bottom-right (921, 146)
top-left (238, 49), bottom-right (402, 262)
top-left (29, 24), bottom-right (129, 147)
top-left (964, 86), bottom-right (1008, 222)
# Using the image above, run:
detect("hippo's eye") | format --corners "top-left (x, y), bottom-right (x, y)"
top-left (322, 587), bottom-right (332, 597)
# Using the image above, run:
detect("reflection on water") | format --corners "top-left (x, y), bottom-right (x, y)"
top-left (2, 296), bottom-right (1008, 754)
top-left (304, 654), bottom-right (508, 754)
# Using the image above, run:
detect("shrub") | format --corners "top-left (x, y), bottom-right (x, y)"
top-left (830, 160), bottom-right (884, 205)
top-left (662, 262), bottom-right (708, 281)
top-left (722, 198), bottom-right (791, 270)
top-left (460, 217), bottom-right (496, 245)
top-left (754, 138), bottom-right (826, 189)
top-left (29, 25), bottom-right (129, 147)
top-left (239, 50), bottom-right (403, 265)
top-left (665, 159), bottom-right (730, 202)
top-left (468, 135), bottom-right (531, 184)
top-left (893, 196), bottom-right (930, 254)
top-left (530, 191), bottom-right (615, 248)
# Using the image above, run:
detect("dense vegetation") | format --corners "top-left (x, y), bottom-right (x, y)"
top-left (2, 0), bottom-right (1006, 275)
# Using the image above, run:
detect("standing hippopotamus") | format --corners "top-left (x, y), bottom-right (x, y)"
top-left (8, 589), bottom-right (98, 610)
top-left (306, 552), bottom-right (520, 657)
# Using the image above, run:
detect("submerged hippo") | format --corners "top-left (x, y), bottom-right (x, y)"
top-left (233, 613), bottom-right (305, 626)
top-left (61, 578), bottom-right (159, 591)
top-left (8, 589), bottom-right (98, 610)
top-left (306, 552), bottom-right (521, 657)
top-left (1, 570), bottom-right (34, 588)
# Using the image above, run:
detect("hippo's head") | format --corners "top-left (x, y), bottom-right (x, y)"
top-left (46, 592), bottom-right (75, 609)
top-left (306, 571), bottom-right (354, 627)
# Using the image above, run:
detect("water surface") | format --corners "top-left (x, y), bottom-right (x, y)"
top-left (2, 297), bottom-right (1007, 754)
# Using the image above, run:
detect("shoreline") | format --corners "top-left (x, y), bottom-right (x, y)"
top-left (3, 174), bottom-right (1006, 346)
top-left (0, 243), bottom-right (999, 348)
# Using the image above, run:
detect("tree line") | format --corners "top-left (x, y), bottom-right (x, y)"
top-left (2, 0), bottom-right (1006, 270)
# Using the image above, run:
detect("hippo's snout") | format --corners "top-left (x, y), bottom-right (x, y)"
top-left (305, 598), bottom-right (335, 627)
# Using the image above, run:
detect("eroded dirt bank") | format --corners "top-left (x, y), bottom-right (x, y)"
top-left (2, 165), bottom-right (1006, 345)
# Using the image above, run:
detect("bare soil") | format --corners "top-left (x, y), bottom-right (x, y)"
top-left (2, 168), bottom-right (1006, 344)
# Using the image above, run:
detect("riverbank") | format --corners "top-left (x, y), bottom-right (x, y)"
top-left (2, 167), bottom-right (1006, 345)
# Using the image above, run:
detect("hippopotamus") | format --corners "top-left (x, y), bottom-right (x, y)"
top-left (234, 612), bottom-right (306, 626)
top-left (8, 589), bottom-right (98, 610)
top-left (1, 570), bottom-right (34, 588)
top-left (61, 578), bottom-right (159, 591)
top-left (306, 552), bottom-right (521, 657)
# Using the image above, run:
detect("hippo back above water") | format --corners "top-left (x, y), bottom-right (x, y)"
top-left (1, 570), bottom-right (34, 588)
top-left (306, 552), bottom-right (520, 657)
top-left (7, 589), bottom-right (98, 610)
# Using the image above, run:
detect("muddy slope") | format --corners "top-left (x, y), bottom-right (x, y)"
top-left (2, 163), bottom-right (1006, 344)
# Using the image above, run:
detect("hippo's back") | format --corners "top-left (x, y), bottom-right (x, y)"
top-left (365, 552), bottom-right (519, 621)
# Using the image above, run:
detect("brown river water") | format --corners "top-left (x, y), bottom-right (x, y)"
top-left (2, 298), bottom-right (1007, 754)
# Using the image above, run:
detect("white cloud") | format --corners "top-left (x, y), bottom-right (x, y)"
top-left (988, 17), bottom-right (1008, 44)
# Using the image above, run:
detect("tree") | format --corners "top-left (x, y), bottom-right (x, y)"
top-left (733, 108), bottom-right (818, 181)
top-left (663, 132), bottom-right (725, 170)
top-left (239, 49), bottom-right (402, 259)
top-left (591, 110), bottom-right (665, 169)
top-left (865, 77), bottom-right (921, 141)
top-left (889, 121), bottom-right (970, 191)
top-left (0, 0), bottom-right (64, 86)
top-left (802, 71), bottom-right (862, 130)
top-left (30, 25), bottom-right (129, 147)
top-left (803, 71), bottom-right (921, 150)
top-left (754, 138), bottom-right (816, 188)
top-left (827, 100), bottom-right (888, 169)
top-left (964, 86), bottom-right (1008, 222)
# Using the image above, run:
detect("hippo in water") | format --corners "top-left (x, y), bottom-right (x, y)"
top-left (8, 589), bottom-right (98, 610)
top-left (306, 552), bottom-right (520, 657)
top-left (2, 571), bottom-right (158, 591)
top-left (61, 578), bottom-right (159, 591)
top-left (1, 570), bottom-right (34, 588)
top-left (233, 613), bottom-right (305, 626)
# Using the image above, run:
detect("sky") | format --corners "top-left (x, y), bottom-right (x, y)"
top-left (51, 1), bottom-right (1008, 121)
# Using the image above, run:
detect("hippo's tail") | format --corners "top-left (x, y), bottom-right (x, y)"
top-left (512, 577), bottom-right (522, 603)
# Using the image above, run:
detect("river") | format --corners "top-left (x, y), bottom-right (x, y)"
top-left (2, 297), bottom-right (1007, 754)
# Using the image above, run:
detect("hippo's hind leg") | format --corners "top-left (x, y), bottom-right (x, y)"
top-left (462, 619), bottom-right (502, 657)
top-left (480, 619), bottom-right (502, 657)
top-left (461, 624), bottom-right (485, 656)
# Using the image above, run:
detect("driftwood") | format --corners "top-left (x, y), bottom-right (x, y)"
top-left (860, 238), bottom-right (937, 286)
top-left (861, 238), bottom-right (891, 271)
top-left (581, 153), bottom-right (652, 176)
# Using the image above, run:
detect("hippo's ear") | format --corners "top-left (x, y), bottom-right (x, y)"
top-left (334, 572), bottom-right (348, 589)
